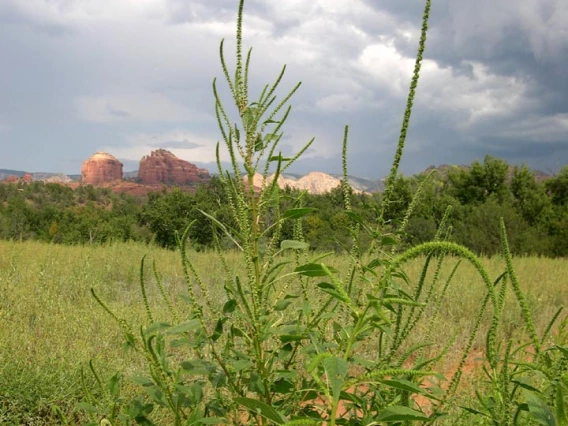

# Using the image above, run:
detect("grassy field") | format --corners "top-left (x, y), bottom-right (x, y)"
top-left (1, 239), bottom-right (567, 424)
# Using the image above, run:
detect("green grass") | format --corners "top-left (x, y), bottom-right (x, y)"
top-left (1, 240), bottom-right (566, 424)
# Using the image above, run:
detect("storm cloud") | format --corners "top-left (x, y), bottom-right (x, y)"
top-left (1, 0), bottom-right (566, 178)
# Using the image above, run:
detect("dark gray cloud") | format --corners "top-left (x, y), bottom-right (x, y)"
top-left (0, 0), bottom-right (566, 178)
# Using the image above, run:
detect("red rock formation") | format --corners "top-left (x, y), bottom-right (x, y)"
top-left (81, 152), bottom-right (123, 185)
top-left (138, 149), bottom-right (209, 185)
top-left (3, 175), bottom-right (18, 183)
top-left (21, 173), bottom-right (33, 183)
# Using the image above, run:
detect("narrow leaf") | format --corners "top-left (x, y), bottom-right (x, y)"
top-left (234, 397), bottom-right (287, 425)
top-left (166, 319), bottom-right (201, 335)
top-left (526, 391), bottom-right (556, 426)
top-left (295, 263), bottom-right (338, 277)
top-left (322, 357), bottom-right (348, 402)
top-left (376, 406), bottom-right (430, 421)
top-left (283, 208), bottom-right (317, 219)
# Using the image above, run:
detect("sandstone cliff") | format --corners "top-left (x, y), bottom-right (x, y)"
top-left (81, 152), bottom-right (123, 185)
top-left (137, 149), bottom-right (209, 185)
top-left (248, 171), bottom-right (345, 194)
top-left (289, 172), bottom-right (342, 194)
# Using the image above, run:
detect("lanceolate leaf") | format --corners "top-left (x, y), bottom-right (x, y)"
top-left (295, 263), bottom-right (338, 277)
top-left (322, 357), bottom-right (348, 402)
top-left (525, 391), bottom-right (556, 426)
top-left (375, 406), bottom-right (430, 421)
top-left (144, 322), bottom-right (171, 335)
top-left (166, 319), bottom-right (201, 335)
top-left (234, 397), bottom-right (287, 425)
top-left (381, 379), bottom-right (441, 401)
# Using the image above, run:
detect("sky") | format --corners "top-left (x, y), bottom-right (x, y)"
top-left (1, 0), bottom-right (567, 179)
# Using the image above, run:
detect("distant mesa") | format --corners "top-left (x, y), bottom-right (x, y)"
top-left (249, 171), bottom-right (356, 195)
top-left (0, 172), bottom-right (33, 184)
top-left (81, 152), bottom-right (123, 185)
top-left (138, 149), bottom-right (209, 185)
top-left (3, 175), bottom-right (18, 183)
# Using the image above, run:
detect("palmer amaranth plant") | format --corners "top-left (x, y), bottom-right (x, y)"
top-left (86, 0), bottom-right (568, 425)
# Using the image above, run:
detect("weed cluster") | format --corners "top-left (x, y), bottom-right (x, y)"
top-left (79, 1), bottom-right (568, 425)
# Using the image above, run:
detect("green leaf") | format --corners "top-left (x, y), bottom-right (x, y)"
top-left (376, 406), bottom-right (430, 421)
top-left (128, 398), bottom-right (154, 419)
top-left (295, 263), bottom-right (338, 277)
top-left (170, 338), bottom-right (190, 348)
top-left (166, 319), bottom-right (201, 335)
top-left (322, 357), bottom-right (348, 402)
top-left (108, 372), bottom-right (121, 398)
top-left (273, 379), bottom-right (295, 394)
top-left (280, 334), bottom-right (306, 343)
top-left (211, 318), bottom-right (226, 342)
top-left (254, 133), bottom-right (263, 152)
top-left (281, 240), bottom-right (309, 250)
top-left (381, 236), bottom-right (398, 246)
top-left (180, 359), bottom-right (216, 375)
top-left (234, 397), bottom-right (287, 425)
top-left (555, 345), bottom-right (568, 358)
top-left (144, 322), bottom-right (171, 335)
top-left (223, 299), bottom-right (237, 314)
top-left (555, 383), bottom-right (567, 424)
top-left (511, 378), bottom-right (540, 393)
top-left (234, 359), bottom-right (253, 371)
top-left (460, 406), bottom-right (489, 417)
top-left (345, 211), bottom-right (365, 225)
top-left (231, 326), bottom-right (246, 338)
top-left (275, 297), bottom-right (296, 311)
top-left (317, 282), bottom-right (347, 302)
top-left (76, 402), bottom-right (98, 414)
top-left (130, 376), bottom-right (154, 387)
top-left (381, 379), bottom-right (440, 401)
top-left (147, 386), bottom-right (167, 407)
top-left (269, 156), bottom-right (293, 162)
top-left (283, 208), bottom-right (317, 219)
top-left (525, 391), bottom-right (556, 426)
top-left (134, 416), bottom-right (157, 426)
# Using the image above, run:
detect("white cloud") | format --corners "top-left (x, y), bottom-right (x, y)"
top-left (419, 61), bottom-right (530, 126)
top-left (355, 41), bottom-right (414, 94)
top-left (354, 39), bottom-right (531, 127)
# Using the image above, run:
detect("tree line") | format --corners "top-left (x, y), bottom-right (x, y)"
top-left (0, 156), bottom-right (566, 256)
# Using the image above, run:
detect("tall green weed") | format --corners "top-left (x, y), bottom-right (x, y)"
top-left (84, 1), bottom-right (568, 425)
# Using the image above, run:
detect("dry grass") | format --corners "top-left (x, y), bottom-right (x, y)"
top-left (1, 240), bottom-right (566, 424)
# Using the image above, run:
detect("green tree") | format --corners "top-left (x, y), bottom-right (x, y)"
top-left (545, 165), bottom-right (568, 206)
top-left (141, 189), bottom-right (196, 249)
top-left (448, 155), bottom-right (510, 204)
top-left (510, 164), bottom-right (549, 225)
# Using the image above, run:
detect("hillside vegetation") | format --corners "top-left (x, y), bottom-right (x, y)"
top-left (1, 156), bottom-right (567, 256)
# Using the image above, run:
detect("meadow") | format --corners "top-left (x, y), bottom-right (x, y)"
top-left (1, 239), bottom-right (567, 424)
top-left (3, 0), bottom-right (568, 424)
